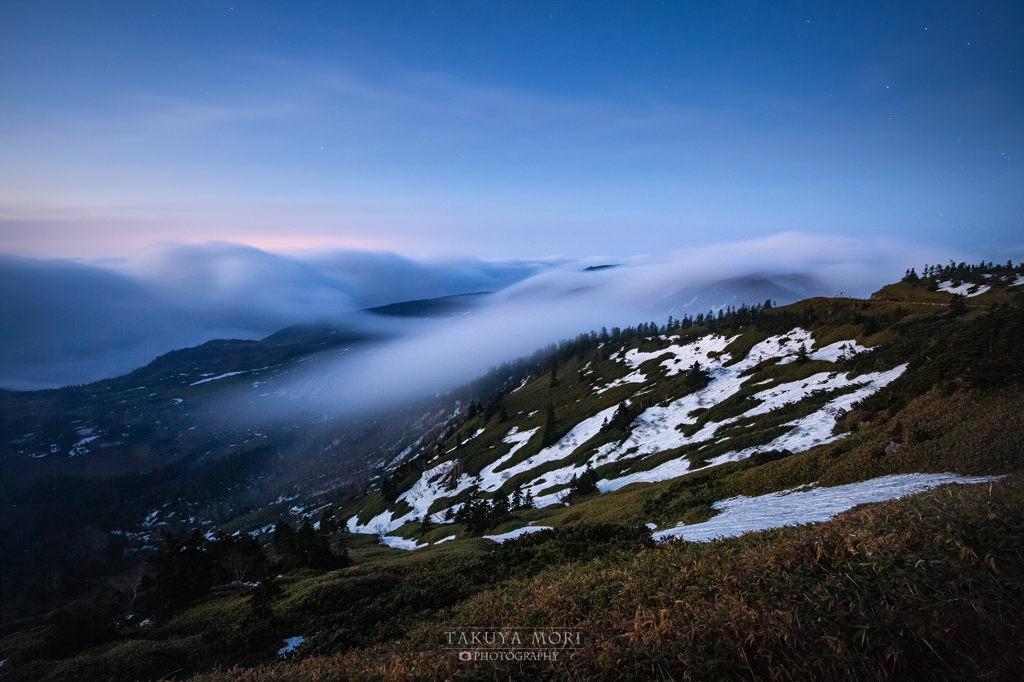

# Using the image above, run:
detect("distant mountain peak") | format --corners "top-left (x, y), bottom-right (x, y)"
top-left (363, 292), bottom-right (491, 318)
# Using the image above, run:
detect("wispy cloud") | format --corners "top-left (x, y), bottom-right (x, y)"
top-left (0, 243), bottom-right (551, 390)
top-left (38, 58), bottom-right (717, 155)
top-left (0, 233), bottom-right (951, 392)
top-left (207, 232), bottom-right (953, 419)
top-left (139, 96), bottom-right (306, 130)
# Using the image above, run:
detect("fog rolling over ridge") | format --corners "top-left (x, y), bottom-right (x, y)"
top-left (211, 232), bottom-right (948, 422)
top-left (0, 243), bottom-right (551, 390)
top-left (0, 232), bottom-right (945, 394)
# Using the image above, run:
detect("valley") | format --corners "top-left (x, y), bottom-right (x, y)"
top-left (1, 261), bottom-right (1023, 681)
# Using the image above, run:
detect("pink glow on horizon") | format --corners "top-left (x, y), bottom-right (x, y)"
top-left (0, 220), bottom-right (408, 259)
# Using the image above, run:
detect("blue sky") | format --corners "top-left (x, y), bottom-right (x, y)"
top-left (0, 0), bottom-right (1021, 259)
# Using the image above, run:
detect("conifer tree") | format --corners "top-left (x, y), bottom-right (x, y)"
top-left (273, 520), bottom-right (297, 557)
top-left (796, 344), bottom-right (810, 363)
top-left (600, 402), bottom-right (635, 437)
top-left (248, 576), bottom-right (282, 620)
top-left (566, 465), bottom-right (600, 502)
top-left (684, 361), bottom-right (712, 391)
top-left (273, 519), bottom-right (344, 570)
top-left (295, 520), bottom-right (334, 568)
top-left (492, 491), bottom-right (511, 521)
top-left (541, 405), bottom-right (558, 446)
top-left (213, 532), bottom-right (267, 584)
top-left (948, 293), bottom-right (968, 317)
top-left (147, 530), bottom-right (214, 619)
top-left (523, 489), bottom-right (535, 509)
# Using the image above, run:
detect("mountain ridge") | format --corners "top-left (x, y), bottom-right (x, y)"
top-left (1, 264), bottom-right (1023, 680)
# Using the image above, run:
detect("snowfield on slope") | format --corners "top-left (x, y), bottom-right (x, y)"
top-left (592, 330), bottom-right (903, 491)
top-left (938, 281), bottom-right (991, 297)
top-left (622, 334), bottom-right (739, 377)
top-left (347, 458), bottom-right (477, 535)
top-left (483, 526), bottom-right (552, 543)
top-left (653, 473), bottom-right (1002, 543)
top-left (541, 362), bottom-right (905, 499)
top-left (806, 339), bottom-right (868, 363)
top-left (476, 426), bottom-right (540, 489)
top-left (380, 535), bottom-right (425, 550)
top-left (190, 371), bottom-right (248, 386)
top-left (477, 405), bottom-right (618, 494)
top-left (350, 327), bottom-right (907, 541)
top-left (595, 333), bottom-right (738, 393)
top-left (538, 330), bottom-right (892, 503)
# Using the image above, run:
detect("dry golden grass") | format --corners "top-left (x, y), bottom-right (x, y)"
top-left (189, 475), bottom-right (1024, 682)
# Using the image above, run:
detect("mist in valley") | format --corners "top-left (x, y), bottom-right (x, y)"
top-left (207, 232), bottom-right (948, 424)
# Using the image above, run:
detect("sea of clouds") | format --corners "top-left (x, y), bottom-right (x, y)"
top-left (0, 232), bottom-right (947, 392)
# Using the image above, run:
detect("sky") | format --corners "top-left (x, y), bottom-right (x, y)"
top-left (1, 0), bottom-right (1021, 260)
top-left (0, 2), bottom-right (1022, 390)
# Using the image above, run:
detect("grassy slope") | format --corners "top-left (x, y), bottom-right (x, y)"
top-left (189, 475), bottom-right (1024, 682)
top-left (3, 284), bottom-right (1024, 681)
top-left (354, 289), bottom-right (1022, 530)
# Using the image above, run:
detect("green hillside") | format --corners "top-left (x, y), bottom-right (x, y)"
top-left (1, 269), bottom-right (1023, 681)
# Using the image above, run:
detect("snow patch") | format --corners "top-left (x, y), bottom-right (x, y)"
top-left (624, 334), bottom-right (738, 377)
top-left (484, 526), bottom-right (552, 543)
top-left (477, 426), bottom-right (539, 490)
top-left (190, 371), bottom-right (247, 386)
top-left (939, 281), bottom-right (991, 297)
top-left (596, 340), bottom-right (905, 492)
top-left (380, 535), bottom-right (425, 550)
top-left (810, 340), bottom-right (867, 362)
top-left (69, 435), bottom-right (99, 457)
top-left (460, 427), bottom-right (486, 445)
top-left (493, 404), bottom-right (620, 506)
top-left (386, 441), bottom-right (419, 470)
top-left (278, 636), bottom-right (304, 655)
top-left (653, 473), bottom-right (1000, 543)
top-left (707, 364), bottom-right (907, 467)
top-left (349, 458), bottom-right (476, 535)
top-left (594, 369), bottom-right (648, 394)
top-left (751, 328), bottom-right (814, 366)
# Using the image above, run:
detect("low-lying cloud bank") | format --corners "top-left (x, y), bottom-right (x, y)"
top-left (214, 232), bottom-right (951, 419)
top-left (0, 242), bottom-right (552, 390)
top-left (0, 233), bottom-right (948, 392)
